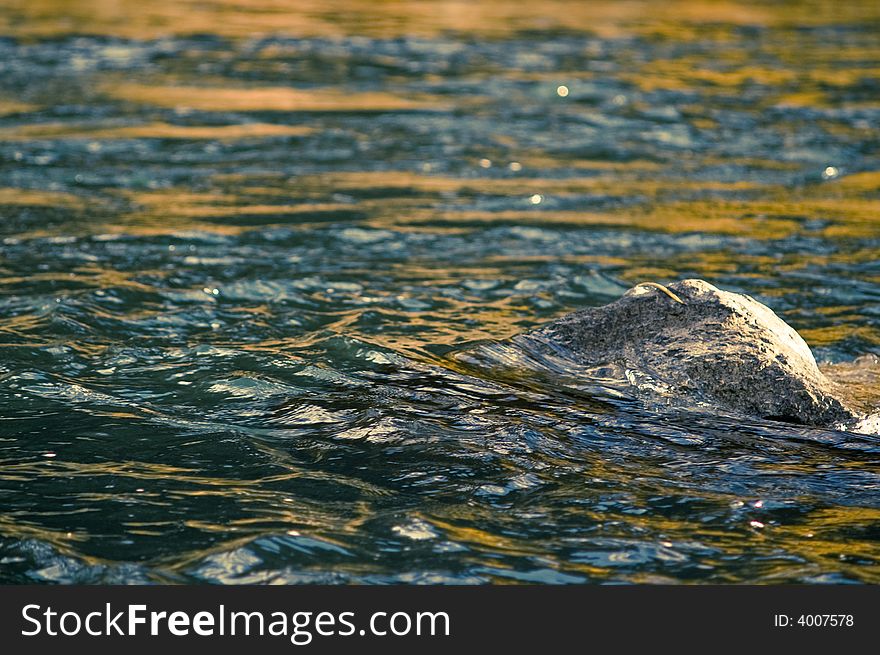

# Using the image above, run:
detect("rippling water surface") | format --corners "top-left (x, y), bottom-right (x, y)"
top-left (1, 0), bottom-right (879, 584)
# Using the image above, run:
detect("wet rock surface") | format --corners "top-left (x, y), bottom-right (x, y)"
top-left (516, 279), bottom-right (870, 430)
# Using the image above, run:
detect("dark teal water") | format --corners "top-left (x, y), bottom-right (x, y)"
top-left (1, 1), bottom-right (879, 584)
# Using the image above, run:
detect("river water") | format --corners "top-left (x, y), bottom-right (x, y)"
top-left (1, 0), bottom-right (879, 584)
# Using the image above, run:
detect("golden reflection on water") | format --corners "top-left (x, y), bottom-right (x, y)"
top-left (0, 187), bottom-right (85, 208)
top-left (0, 98), bottom-right (38, 116)
top-left (4, 0), bottom-right (880, 40)
top-left (822, 355), bottom-right (880, 413)
top-left (3, 143), bottom-right (879, 351)
top-left (3, 2), bottom-right (874, 249)
top-left (625, 60), bottom-right (880, 109)
top-left (104, 82), bottom-right (446, 113)
top-left (425, 463), bottom-right (880, 583)
top-left (3, 156), bottom-right (875, 351)
top-left (0, 121), bottom-right (313, 141)
top-left (99, 168), bottom-right (880, 243)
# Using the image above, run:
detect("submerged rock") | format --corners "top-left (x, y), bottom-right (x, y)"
top-left (500, 279), bottom-right (874, 431)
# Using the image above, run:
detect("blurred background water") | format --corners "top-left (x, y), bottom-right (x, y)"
top-left (0, 0), bottom-right (879, 584)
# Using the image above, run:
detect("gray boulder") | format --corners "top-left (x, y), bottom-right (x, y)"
top-left (499, 279), bottom-right (873, 430)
